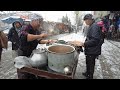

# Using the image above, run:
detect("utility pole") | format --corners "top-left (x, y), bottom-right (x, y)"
top-left (74, 11), bottom-right (79, 34)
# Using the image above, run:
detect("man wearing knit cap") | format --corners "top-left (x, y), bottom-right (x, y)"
top-left (70, 14), bottom-right (103, 79)
top-left (17, 13), bottom-right (56, 79)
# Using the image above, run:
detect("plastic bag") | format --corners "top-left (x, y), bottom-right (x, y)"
top-left (14, 56), bottom-right (32, 69)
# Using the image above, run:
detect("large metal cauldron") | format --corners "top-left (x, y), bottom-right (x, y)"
top-left (47, 45), bottom-right (75, 73)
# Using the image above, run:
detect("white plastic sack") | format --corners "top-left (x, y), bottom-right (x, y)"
top-left (14, 56), bottom-right (32, 69)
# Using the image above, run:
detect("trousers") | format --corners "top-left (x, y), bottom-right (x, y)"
top-left (86, 55), bottom-right (98, 79)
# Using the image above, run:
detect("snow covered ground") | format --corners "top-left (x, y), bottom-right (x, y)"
top-left (0, 31), bottom-right (120, 79)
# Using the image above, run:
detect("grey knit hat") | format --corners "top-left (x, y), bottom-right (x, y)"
top-left (83, 14), bottom-right (94, 20)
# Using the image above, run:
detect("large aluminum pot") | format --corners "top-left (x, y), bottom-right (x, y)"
top-left (47, 44), bottom-right (75, 73)
top-left (29, 49), bottom-right (48, 68)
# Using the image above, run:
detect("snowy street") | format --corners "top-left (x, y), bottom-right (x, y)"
top-left (0, 31), bottom-right (120, 79)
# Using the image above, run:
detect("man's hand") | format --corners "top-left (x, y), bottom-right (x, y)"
top-left (40, 33), bottom-right (48, 38)
top-left (40, 39), bottom-right (57, 44)
top-left (48, 39), bottom-right (57, 44)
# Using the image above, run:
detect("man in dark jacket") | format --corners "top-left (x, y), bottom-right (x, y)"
top-left (8, 21), bottom-right (22, 58)
top-left (71, 14), bottom-right (103, 79)
top-left (17, 14), bottom-right (56, 79)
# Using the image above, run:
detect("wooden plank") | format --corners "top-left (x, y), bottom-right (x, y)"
top-left (17, 67), bottom-right (72, 79)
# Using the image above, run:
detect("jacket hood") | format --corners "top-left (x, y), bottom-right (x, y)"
top-left (12, 21), bottom-right (22, 28)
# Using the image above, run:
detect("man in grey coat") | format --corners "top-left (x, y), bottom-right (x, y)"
top-left (71, 14), bottom-right (103, 79)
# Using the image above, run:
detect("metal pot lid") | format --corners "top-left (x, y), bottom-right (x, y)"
top-left (32, 48), bottom-right (46, 54)
top-left (56, 40), bottom-right (67, 44)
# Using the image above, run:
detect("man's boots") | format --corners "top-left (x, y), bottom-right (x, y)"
top-left (82, 72), bottom-right (93, 79)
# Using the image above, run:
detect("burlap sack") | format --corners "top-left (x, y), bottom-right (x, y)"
top-left (0, 31), bottom-right (8, 49)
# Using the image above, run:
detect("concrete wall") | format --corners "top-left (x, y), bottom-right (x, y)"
top-left (93, 11), bottom-right (110, 18)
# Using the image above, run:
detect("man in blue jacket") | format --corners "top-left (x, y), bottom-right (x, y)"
top-left (72, 14), bottom-right (103, 79)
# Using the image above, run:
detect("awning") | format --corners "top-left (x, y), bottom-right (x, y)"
top-left (1, 16), bottom-right (23, 24)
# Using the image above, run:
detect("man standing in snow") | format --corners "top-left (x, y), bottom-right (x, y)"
top-left (71, 14), bottom-right (103, 79)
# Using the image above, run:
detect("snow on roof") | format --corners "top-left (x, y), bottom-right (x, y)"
top-left (10, 16), bottom-right (20, 18)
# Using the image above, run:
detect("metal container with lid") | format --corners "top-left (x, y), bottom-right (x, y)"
top-left (29, 48), bottom-right (48, 68)
top-left (47, 44), bottom-right (75, 73)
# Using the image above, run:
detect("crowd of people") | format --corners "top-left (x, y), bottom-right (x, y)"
top-left (97, 13), bottom-right (120, 40)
